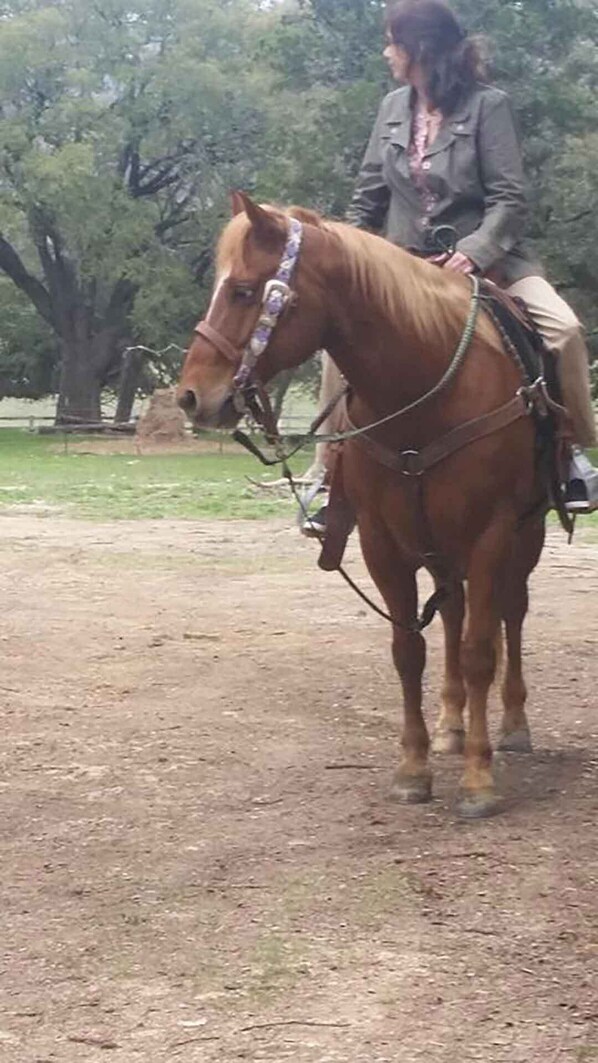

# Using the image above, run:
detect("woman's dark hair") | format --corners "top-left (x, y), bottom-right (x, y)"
top-left (385, 0), bottom-right (487, 114)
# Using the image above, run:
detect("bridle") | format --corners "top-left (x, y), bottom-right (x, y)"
top-left (193, 216), bottom-right (304, 416)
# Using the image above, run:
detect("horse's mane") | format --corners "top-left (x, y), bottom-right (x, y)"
top-left (217, 205), bottom-right (497, 350)
top-left (325, 221), bottom-right (481, 346)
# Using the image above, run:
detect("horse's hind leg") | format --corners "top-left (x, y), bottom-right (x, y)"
top-left (358, 526), bottom-right (431, 803)
top-left (498, 521), bottom-right (545, 753)
top-left (432, 581), bottom-right (466, 754)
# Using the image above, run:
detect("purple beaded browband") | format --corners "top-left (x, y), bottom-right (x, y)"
top-left (232, 216), bottom-right (303, 394)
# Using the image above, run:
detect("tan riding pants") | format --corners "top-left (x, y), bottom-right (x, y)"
top-left (507, 275), bottom-right (596, 447)
top-left (312, 275), bottom-right (597, 473)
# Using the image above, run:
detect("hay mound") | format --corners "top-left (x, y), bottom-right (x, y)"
top-left (136, 388), bottom-right (186, 443)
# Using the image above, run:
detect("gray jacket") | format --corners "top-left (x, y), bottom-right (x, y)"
top-left (346, 83), bottom-right (543, 284)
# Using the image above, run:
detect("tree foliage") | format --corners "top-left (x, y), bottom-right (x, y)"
top-left (0, 0), bottom-right (597, 416)
top-left (0, 0), bottom-right (267, 420)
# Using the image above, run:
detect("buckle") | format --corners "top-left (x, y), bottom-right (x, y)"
top-left (516, 385), bottom-right (534, 414)
top-left (517, 376), bottom-right (548, 417)
top-left (400, 450), bottom-right (423, 476)
top-left (263, 278), bottom-right (292, 307)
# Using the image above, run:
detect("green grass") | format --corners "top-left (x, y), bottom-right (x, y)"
top-left (0, 428), bottom-right (596, 526)
top-left (0, 428), bottom-right (312, 521)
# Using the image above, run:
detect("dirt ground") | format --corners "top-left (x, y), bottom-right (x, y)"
top-left (0, 512), bottom-right (596, 1063)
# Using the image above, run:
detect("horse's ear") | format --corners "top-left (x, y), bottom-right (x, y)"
top-left (235, 192), bottom-right (284, 248)
top-left (288, 205), bottom-right (324, 228)
top-left (230, 191), bottom-right (245, 217)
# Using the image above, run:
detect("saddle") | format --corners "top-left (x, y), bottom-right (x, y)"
top-left (318, 280), bottom-right (574, 573)
top-left (479, 282), bottom-right (573, 487)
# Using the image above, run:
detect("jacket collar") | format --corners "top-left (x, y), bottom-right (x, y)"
top-left (384, 86), bottom-right (473, 151)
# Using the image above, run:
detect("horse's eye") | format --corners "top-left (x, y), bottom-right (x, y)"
top-left (232, 286), bottom-right (257, 304)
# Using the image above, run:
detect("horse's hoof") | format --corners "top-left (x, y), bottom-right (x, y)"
top-left (432, 728), bottom-right (465, 755)
top-left (390, 773), bottom-right (432, 804)
top-left (457, 790), bottom-right (501, 819)
top-left (497, 728), bottom-right (532, 754)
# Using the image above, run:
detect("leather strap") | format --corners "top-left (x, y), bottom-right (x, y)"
top-left (194, 320), bottom-right (240, 365)
top-left (317, 449), bottom-right (356, 572)
top-left (348, 392), bottom-right (531, 476)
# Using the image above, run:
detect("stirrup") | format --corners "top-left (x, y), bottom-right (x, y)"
top-left (301, 503), bottom-right (328, 538)
top-left (297, 468), bottom-right (327, 529)
top-left (564, 450), bottom-right (598, 513)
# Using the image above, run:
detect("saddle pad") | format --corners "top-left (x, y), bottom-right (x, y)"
top-left (479, 282), bottom-right (545, 386)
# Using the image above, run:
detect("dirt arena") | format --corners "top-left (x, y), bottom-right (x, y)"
top-left (1, 515), bottom-right (596, 1062)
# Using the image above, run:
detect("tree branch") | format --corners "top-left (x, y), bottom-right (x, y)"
top-left (127, 142), bottom-right (197, 199)
top-left (155, 211), bottom-right (193, 239)
top-left (548, 208), bottom-right (593, 226)
top-left (105, 277), bottom-right (137, 326)
top-left (0, 234), bottom-right (55, 327)
top-left (132, 165), bottom-right (180, 198)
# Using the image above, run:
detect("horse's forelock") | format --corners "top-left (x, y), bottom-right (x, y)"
top-left (216, 213), bottom-right (251, 276)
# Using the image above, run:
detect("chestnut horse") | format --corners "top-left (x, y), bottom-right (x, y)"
top-left (177, 193), bottom-right (547, 818)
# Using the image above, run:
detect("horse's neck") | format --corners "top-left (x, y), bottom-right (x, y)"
top-left (324, 303), bottom-right (447, 420)
top-left (318, 238), bottom-right (459, 414)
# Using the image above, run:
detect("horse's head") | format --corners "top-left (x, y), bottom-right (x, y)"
top-left (177, 192), bottom-right (330, 428)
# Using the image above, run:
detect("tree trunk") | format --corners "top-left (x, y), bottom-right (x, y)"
top-left (115, 348), bottom-right (144, 423)
top-left (0, 227), bottom-right (138, 426)
top-left (55, 338), bottom-right (103, 424)
top-left (54, 318), bottom-right (128, 425)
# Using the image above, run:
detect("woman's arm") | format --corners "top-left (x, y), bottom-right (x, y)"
top-left (456, 91), bottom-right (529, 273)
top-left (345, 101), bottom-right (391, 232)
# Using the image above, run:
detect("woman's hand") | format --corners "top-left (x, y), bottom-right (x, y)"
top-left (442, 251), bottom-right (476, 274)
top-left (428, 251), bottom-right (476, 273)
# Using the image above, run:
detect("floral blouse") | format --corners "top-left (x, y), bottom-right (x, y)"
top-left (408, 102), bottom-right (443, 215)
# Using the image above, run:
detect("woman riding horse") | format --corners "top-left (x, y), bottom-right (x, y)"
top-left (176, 2), bottom-right (594, 819)
top-left (303, 0), bottom-right (597, 536)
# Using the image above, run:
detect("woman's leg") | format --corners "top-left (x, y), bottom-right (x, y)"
top-left (301, 351), bottom-right (346, 482)
top-left (301, 352), bottom-right (348, 535)
top-left (506, 275), bottom-right (596, 447)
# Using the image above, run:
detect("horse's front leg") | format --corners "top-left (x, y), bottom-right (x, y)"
top-left (358, 524), bottom-right (431, 803)
top-left (497, 580), bottom-right (532, 753)
top-left (432, 580), bottom-right (466, 754)
top-left (459, 515), bottom-right (516, 818)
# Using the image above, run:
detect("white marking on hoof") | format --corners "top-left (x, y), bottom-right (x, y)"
top-left (457, 790), bottom-right (502, 819)
top-left (390, 773), bottom-right (432, 804)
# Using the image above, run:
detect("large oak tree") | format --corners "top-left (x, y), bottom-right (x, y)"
top-left (1, 0), bottom-right (597, 415)
top-left (0, 0), bottom-right (265, 421)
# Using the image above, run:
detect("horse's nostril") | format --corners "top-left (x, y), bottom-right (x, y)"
top-left (178, 389), bottom-right (197, 414)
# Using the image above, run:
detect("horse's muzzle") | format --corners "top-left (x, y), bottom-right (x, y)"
top-left (176, 387), bottom-right (241, 430)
